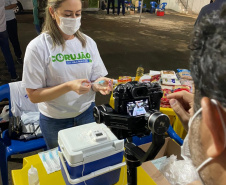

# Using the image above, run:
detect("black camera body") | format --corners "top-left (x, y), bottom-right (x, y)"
top-left (93, 81), bottom-right (169, 139)
top-left (113, 81), bottom-right (163, 115)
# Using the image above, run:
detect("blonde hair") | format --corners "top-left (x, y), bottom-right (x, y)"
top-left (42, 0), bottom-right (86, 50)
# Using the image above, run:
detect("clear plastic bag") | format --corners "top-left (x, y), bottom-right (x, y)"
top-left (19, 112), bottom-right (42, 140)
top-left (0, 105), bottom-right (9, 123)
top-left (21, 112), bottom-right (39, 125)
top-left (159, 155), bottom-right (200, 185)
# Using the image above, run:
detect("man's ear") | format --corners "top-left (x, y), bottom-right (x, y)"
top-left (201, 97), bottom-right (226, 157)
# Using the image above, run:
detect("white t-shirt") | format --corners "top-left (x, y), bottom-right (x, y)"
top-left (0, 1), bottom-right (6, 32)
top-left (9, 81), bottom-right (39, 117)
top-left (22, 33), bottom-right (108, 119)
top-left (5, 0), bottom-right (17, 21)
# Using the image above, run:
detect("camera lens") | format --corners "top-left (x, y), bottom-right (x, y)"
top-left (145, 110), bottom-right (170, 135)
top-left (93, 104), bottom-right (114, 124)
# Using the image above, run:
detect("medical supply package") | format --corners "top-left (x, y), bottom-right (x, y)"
top-left (39, 147), bottom-right (61, 174)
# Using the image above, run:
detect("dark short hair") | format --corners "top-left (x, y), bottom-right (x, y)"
top-left (189, 4), bottom-right (226, 110)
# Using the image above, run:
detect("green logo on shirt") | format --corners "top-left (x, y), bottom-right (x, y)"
top-left (52, 52), bottom-right (92, 63)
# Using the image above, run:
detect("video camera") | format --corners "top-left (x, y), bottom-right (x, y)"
top-left (93, 81), bottom-right (170, 140)
top-left (93, 81), bottom-right (171, 185)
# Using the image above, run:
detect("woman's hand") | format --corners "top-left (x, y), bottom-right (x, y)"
top-left (92, 77), bottom-right (113, 95)
top-left (167, 90), bottom-right (194, 131)
top-left (68, 79), bottom-right (91, 95)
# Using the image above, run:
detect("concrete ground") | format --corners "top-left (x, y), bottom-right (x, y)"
top-left (0, 9), bottom-right (197, 185)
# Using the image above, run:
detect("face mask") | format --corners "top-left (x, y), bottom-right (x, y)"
top-left (189, 99), bottom-right (226, 184)
top-left (56, 14), bottom-right (81, 35)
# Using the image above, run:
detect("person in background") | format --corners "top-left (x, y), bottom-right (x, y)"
top-left (32, 0), bottom-right (47, 34)
top-left (5, 0), bottom-right (23, 64)
top-left (117, 0), bottom-right (125, 15)
top-left (195, 0), bottom-right (226, 26)
top-left (0, 1), bottom-right (18, 82)
top-left (133, 101), bottom-right (146, 116)
top-left (107, 0), bottom-right (115, 14)
top-left (168, 5), bottom-right (226, 185)
top-left (32, 0), bottom-right (41, 34)
top-left (38, 0), bottom-right (47, 31)
top-left (22, 0), bottom-right (112, 149)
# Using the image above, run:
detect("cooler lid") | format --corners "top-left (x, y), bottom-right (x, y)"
top-left (58, 123), bottom-right (124, 166)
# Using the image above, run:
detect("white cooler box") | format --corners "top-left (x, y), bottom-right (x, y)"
top-left (58, 122), bottom-right (125, 185)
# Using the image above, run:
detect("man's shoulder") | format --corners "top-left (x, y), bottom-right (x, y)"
top-left (199, 0), bottom-right (225, 15)
top-left (199, 4), bottom-right (213, 16)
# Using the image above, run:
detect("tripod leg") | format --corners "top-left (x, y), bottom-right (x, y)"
top-left (127, 166), bottom-right (137, 185)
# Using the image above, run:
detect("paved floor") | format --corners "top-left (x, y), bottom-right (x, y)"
top-left (0, 9), bottom-right (197, 185)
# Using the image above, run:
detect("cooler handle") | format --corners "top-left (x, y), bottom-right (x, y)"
top-left (58, 151), bottom-right (126, 184)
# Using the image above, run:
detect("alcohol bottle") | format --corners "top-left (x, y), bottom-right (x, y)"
top-left (135, 66), bottom-right (144, 81)
top-left (28, 165), bottom-right (40, 185)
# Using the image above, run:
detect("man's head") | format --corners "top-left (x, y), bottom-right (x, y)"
top-left (188, 4), bottom-right (226, 184)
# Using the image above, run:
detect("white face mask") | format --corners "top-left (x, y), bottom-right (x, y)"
top-left (189, 99), bottom-right (226, 183)
top-left (56, 14), bottom-right (81, 35)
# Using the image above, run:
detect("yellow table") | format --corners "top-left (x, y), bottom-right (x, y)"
top-left (12, 155), bottom-right (157, 185)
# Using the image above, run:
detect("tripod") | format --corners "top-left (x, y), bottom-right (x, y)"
top-left (124, 134), bottom-right (165, 185)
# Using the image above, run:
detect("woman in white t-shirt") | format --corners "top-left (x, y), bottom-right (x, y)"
top-left (22, 0), bottom-right (112, 149)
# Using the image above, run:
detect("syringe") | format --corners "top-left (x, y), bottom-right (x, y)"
top-left (82, 80), bottom-right (106, 86)
top-left (82, 79), bottom-right (118, 87)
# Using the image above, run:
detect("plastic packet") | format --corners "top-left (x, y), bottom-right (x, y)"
top-left (151, 74), bottom-right (161, 82)
top-left (21, 111), bottom-right (39, 125)
top-left (118, 76), bottom-right (132, 83)
top-left (159, 155), bottom-right (200, 185)
top-left (0, 105), bottom-right (9, 123)
top-left (180, 79), bottom-right (194, 93)
top-left (139, 74), bottom-right (151, 82)
top-left (177, 69), bottom-right (192, 80)
top-left (173, 85), bottom-right (190, 93)
top-left (161, 70), bottom-right (177, 79)
top-left (162, 78), bottom-right (181, 85)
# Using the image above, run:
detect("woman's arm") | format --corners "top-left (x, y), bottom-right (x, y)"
top-left (5, 4), bottom-right (17, 10)
top-left (26, 79), bottom-right (91, 103)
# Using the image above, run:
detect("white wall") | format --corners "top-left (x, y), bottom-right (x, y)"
top-left (161, 0), bottom-right (210, 14)
top-left (190, 0), bottom-right (210, 14)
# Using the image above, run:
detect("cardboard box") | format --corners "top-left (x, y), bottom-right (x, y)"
top-left (139, 138), bottom-right (182, 185)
